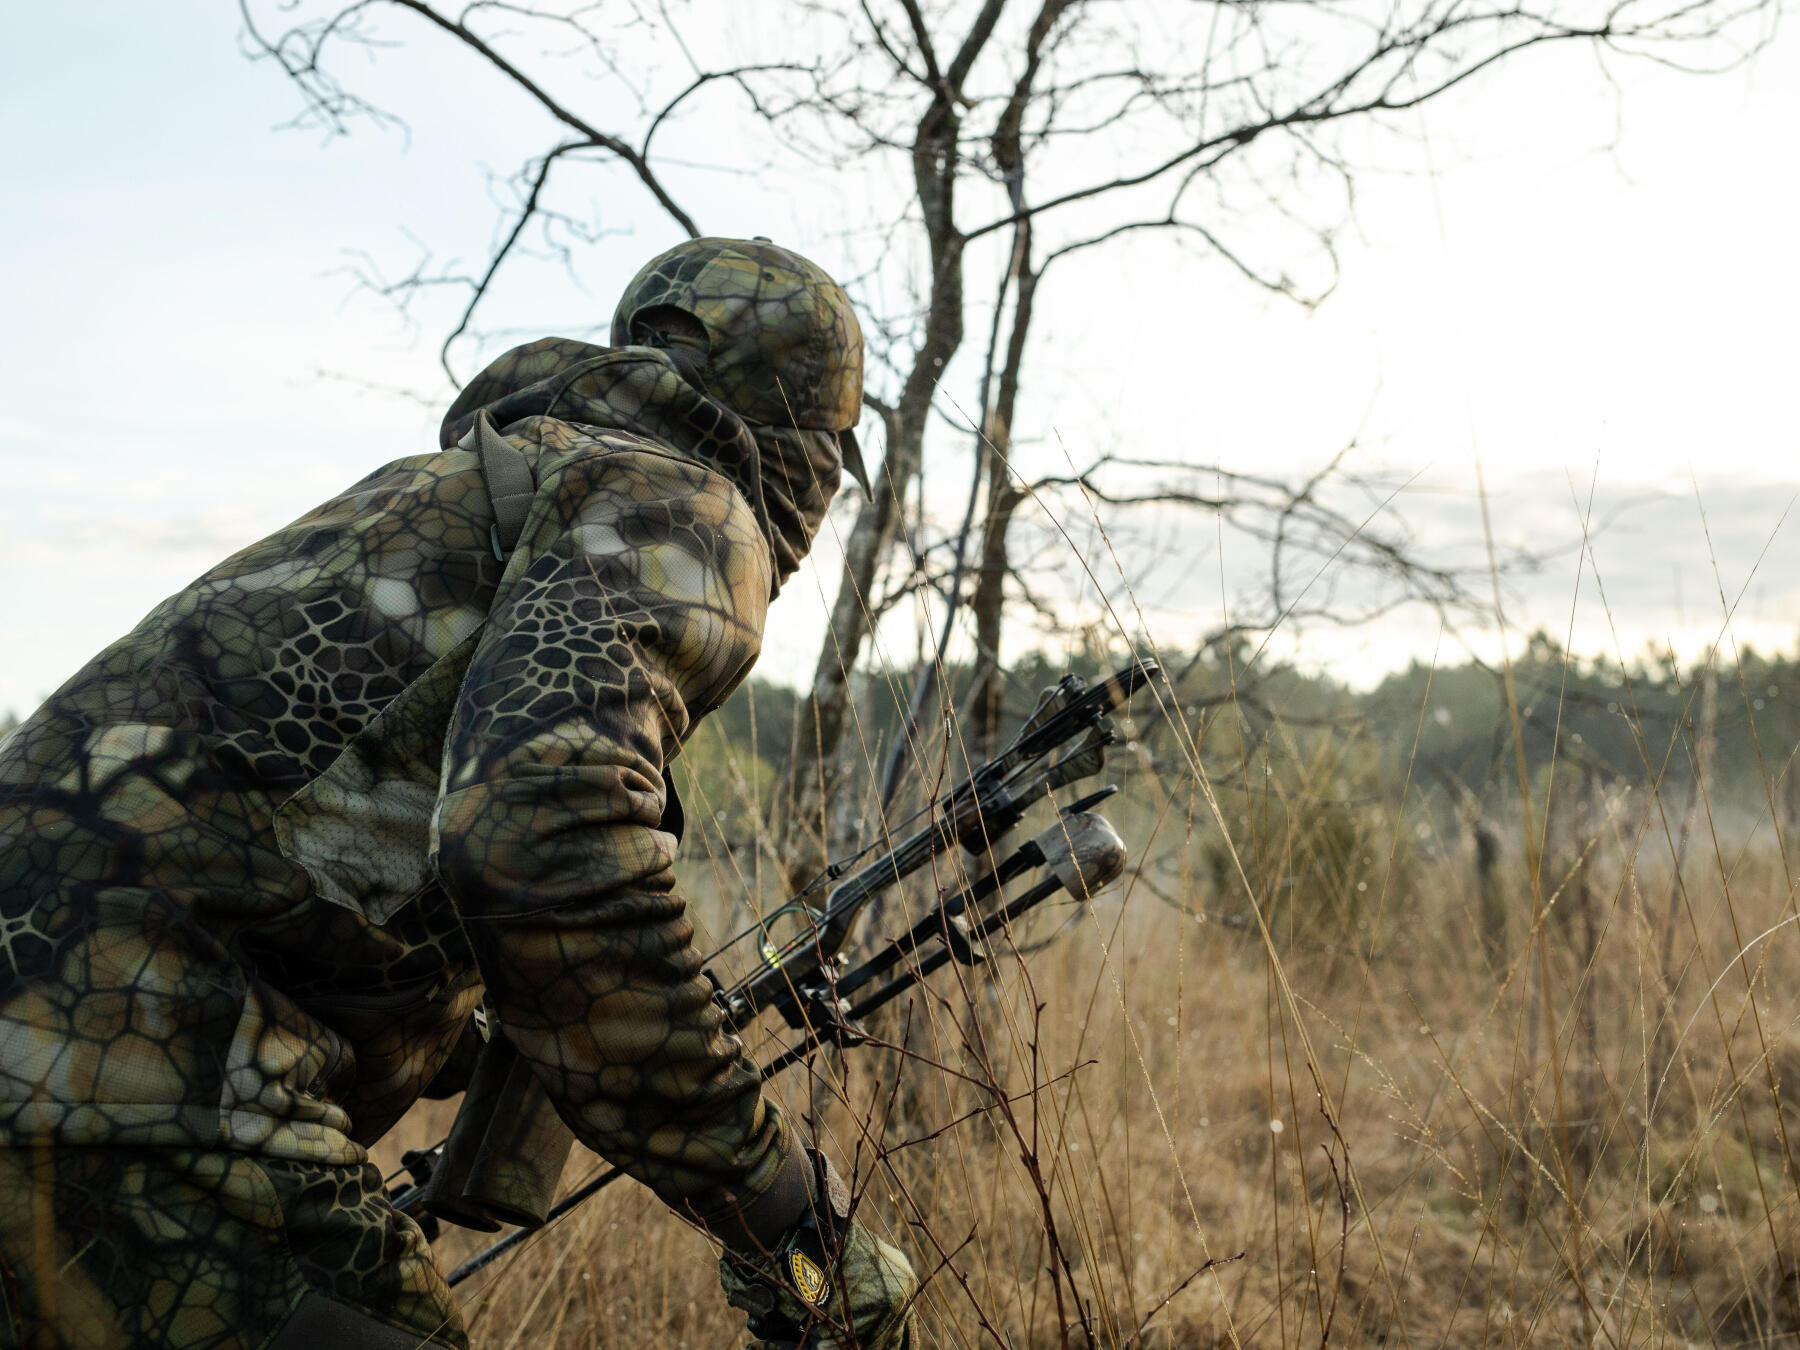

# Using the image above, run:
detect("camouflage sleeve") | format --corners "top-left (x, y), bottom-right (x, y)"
top-left (431, 440), bottom-right (810, 1246)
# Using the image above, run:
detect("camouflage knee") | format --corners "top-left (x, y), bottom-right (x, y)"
top-left (0, 1147), bottom-right (463, 1350)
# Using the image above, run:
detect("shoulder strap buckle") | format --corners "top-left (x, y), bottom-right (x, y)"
top-left (461, 410), bottom-right (537, 560)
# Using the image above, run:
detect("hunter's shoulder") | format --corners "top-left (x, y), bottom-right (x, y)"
top-left (516, 430), bottom-right (768, 548)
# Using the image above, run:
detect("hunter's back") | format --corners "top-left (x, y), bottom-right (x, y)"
top-left (0, 446), bottom-right (502, 1157)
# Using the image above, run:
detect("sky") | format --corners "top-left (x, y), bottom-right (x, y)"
top-left (3, 2), bottom-right (1799, 721)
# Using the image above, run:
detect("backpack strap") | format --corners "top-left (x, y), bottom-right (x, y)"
top-left (462, 409), bottom-right (538, 561)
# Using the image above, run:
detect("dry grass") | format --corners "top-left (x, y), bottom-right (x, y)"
top-left (378, 693), bottom-right (1800, 1348)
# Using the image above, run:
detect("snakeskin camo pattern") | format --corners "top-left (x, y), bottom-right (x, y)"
top-left (610, 237), bottom-right (864, 433)
top-left (441, 337), bottom-right (843, 588)
top-left (0, 1146), bottom-right (462, 1348)
top-left (0, 344), bottom-right (834, 1235)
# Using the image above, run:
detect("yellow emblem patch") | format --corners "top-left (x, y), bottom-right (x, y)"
top-left (790, 1250), bottom-right (829, 1306)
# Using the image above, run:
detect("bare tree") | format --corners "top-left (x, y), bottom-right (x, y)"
top-left (241, 0), bottom-right (1774, 893)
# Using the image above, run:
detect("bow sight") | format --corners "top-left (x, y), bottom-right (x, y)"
top-left (393, 658), bottom-right (1158, 1286)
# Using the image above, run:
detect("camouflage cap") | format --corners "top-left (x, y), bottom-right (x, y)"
top-left (611, 236), bottom-right (865, 437)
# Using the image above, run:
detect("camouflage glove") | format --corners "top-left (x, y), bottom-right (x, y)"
top-left (717, 1151), bottom-right (916, 1350)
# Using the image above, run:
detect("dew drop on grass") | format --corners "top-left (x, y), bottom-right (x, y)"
top-left (1270, 1119), bottom-right (1284, 1134)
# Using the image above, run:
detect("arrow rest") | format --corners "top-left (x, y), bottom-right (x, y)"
top-left (776, 981), bottom-right (872, 1044)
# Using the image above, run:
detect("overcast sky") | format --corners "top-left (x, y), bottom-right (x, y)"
top-left (4, 3), bottom-right (1799, 721)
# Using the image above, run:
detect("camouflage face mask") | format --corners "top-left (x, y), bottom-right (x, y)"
top-left (612, 237), bottom-right (870, 496)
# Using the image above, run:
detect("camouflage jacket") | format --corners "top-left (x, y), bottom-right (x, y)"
top-left (0, 340), bottom-right (841, 1232)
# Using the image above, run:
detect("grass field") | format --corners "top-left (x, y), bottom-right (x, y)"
top-left (378, 669), bottom-right (1800, 1347)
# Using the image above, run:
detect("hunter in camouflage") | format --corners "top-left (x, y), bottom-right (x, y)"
top-left (0, 238), bottom-right (915, 1348)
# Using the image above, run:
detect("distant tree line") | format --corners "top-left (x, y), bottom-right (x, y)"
top-left (684, 631), bottom-right (1800, 829)
top-left (1364, 633), bottom-right (1800, 819)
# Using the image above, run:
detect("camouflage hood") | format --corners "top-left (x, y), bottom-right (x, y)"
top-left (439, 336), bottom-right (841, 590)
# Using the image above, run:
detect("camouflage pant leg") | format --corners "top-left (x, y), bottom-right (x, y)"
top-left (0, 1147), bottom-right (465, 1350)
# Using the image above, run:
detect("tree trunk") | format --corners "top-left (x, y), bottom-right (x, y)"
top-left (963, 260), bottom-right (1037, 760)
top-left (1652, 655), bottom-right (1716, 1088)
top-left (1475, 815), bottom-right (1506, 974)
top-left (1572, 767), bottom-right (1602, 1175)
top-left (778, 96), bottom-right (968, 889)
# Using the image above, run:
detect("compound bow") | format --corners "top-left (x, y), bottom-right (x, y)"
top-left (392, 659), bottom-right (1158, 1286)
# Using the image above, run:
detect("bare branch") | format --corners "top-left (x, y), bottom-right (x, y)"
top-left (438, 139), bottom-right (582, 383)
top-left (383, 0), bottom-right (700, 235)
